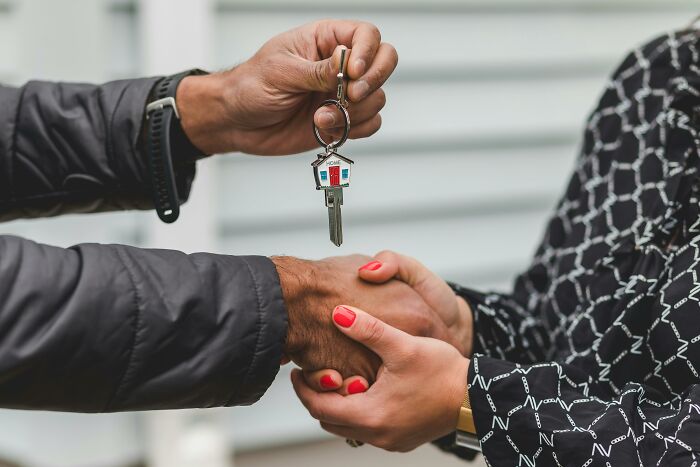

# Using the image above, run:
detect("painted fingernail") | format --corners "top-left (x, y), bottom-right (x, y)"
top-left (359, 260), bottom-right (382, 272)
top-left (320, 374), bottom-right (337, 389)
top-left (354, 59), bottom-right (367, 75)
top-left (348, 380), bottom-right (367, 394)
top-left (318, 111), bottom-right (336, 127)
top-left (333, 306), bottom-right (356, 328)
top-left (354, 80), bottom-right (370, 100)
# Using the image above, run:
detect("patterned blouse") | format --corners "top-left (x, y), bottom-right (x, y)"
top-left (444, 30), bottom-right (700, 466)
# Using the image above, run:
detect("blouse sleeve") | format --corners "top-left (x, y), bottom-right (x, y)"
top-left (467, 355), bottom-right (700, 465)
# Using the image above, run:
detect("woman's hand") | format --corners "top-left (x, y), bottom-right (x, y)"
top-left (358, 251), bottom-right (473, 357)
top-left (292, 305), bottom-right (470, 452)
top-left (177, 20), bottom-right (397, 156)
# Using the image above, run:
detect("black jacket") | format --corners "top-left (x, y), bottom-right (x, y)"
top-left (0, 78), bottom-right (288, 412)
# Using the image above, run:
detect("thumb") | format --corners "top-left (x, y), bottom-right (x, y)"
top-left (357, 250), bottom-right (433, 289)
top-left (300, 45), bottom-right (350, 92)
top-left (332, 305), bottom-right (409, 359)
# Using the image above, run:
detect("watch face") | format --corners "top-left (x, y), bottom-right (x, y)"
top-left (455, 431), bottom-right (482, 451)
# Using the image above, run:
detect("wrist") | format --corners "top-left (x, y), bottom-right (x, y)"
top-left (271, 256), bottom-right (323, 355)
top-left (177, 72), bottom-right (237, 155)
top-left (456, 296), bottom-right (474, 357)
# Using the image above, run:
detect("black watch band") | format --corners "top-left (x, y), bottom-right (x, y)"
top-left (145, 68), bottom-right (207, 223)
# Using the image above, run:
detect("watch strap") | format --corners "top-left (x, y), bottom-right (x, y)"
top-left (455, 381), bottom-right (480, 451)
top-left (145, 68), bottom-right (207, 223)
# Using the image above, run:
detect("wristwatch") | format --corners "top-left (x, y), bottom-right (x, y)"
top-left (145, 69), bottom-right (207, 223)
top-left (455, 384), bottom-right (481, 451)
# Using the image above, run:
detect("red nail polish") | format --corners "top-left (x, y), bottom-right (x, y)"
top-left (359, 261), bottom-right (382, 272)
top-left (333, 306), bottom-right (356, 327)
top-left (320, 375), bottom-right (336, 389)
top-left (347, 380), bottom-right (367, 394)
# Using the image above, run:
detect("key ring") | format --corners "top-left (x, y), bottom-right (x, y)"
top-left (313, 99), bottom-right (350, 151)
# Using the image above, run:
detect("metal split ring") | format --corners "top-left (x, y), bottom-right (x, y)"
top-left (313, 99), bottom-right (350, 151)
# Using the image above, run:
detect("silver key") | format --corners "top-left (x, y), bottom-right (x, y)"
top-left (325, 187), bottom-right (343, 246)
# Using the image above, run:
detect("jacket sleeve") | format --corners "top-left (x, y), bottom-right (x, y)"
top-left (0, 79), bottom-right (196, 221)
top-left (0, 235), bottom-right (287, 412)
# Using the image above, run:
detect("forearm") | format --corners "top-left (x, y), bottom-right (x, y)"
top-left (0, 235), bottom-right (287, 412)
top-left (0, 78), bottom-right (196, 221)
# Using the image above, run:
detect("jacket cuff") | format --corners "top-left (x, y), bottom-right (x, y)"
top-left (227, 256), bottom-right (289, 405)
top-left (109, 77), bottom-right (196, 207)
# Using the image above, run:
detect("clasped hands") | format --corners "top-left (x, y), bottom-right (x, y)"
top-left (273, 252), bottom-right (474, 452)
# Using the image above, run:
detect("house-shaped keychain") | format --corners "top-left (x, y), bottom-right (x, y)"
top-left (312, 151), bottom-right (354, 190)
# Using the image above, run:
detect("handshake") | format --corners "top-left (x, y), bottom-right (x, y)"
top-left (273, 251), bottom-right (474, 452)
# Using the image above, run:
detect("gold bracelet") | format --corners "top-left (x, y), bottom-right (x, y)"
top-left (456, 386), bottom-right (476, 434)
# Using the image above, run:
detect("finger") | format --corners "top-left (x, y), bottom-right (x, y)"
top-left (337, 375), bottom-right (370, 396)
top-left (374, 250), bottom-right (450, 296)
top-left (332, 305), bottom-right (410, 359)
top-left (315, 20), bottom-right (382, 78)
top-left (348, 43), bottom-right (398, 102)
top-left (314, 88), bottom-right (386, 130)
top-left (317, 114), bottom-right (382, 141)
top-left (291, 369), bottom-right (363, 425)
top-left (348, 114), bottom-right (382, 140)
top-left (303, 369), bottom-right (344, 392)
top-left (357, 254), bottom-right (398, 284)
top-left (346, 23), bottom-right (382, 78)
top-left (302, 45), bottom-right (351, 93)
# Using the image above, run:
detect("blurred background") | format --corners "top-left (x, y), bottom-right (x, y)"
top-left (0, 0), bottom-right (698, 466)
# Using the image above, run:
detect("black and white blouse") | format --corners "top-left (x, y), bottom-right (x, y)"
top-left (446, 30), bottom-right (700, 466)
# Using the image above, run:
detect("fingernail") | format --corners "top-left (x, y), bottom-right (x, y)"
top-left (320, 374), bottom-right (337, 389)
top-left (354, 59), bottom-right (366, 75)
top-left (354, 80), bottom-right (370, 100)
top-left (319, 111), bottom-right (335, 127)
top-left (333, 306), bottom-right (356, 328)
top-left (348, 380), bottom-right (367, 394)
top-left (359, 260), bottom-right (382, 272)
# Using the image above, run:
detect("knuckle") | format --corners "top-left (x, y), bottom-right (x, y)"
top-left (374, 89), bottom-right (387, 111)
top-left (386, 43), bottom-right (399, 65)
top-left (363, 319), bottom-right (385, 347)
top-left (375, 249), bottom-right (398, 262)
top-left (368, 23), bottom-right (382, 42)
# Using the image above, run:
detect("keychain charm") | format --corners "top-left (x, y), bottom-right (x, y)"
top-left (312, 49), bottom-right (354, 247)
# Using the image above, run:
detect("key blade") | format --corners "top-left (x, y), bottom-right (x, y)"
top-left (330, 204), bottom-right (343, 246)
top-left (325, 188), bottom-right (344, 247)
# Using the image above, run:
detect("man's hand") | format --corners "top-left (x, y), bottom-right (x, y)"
top-left (176, 20), bottom-right (398, 156)
top-left (272, 255), bottom-right (454, 382)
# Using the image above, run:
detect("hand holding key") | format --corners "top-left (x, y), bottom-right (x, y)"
top-left (176, 20), bottom-right (397, 156)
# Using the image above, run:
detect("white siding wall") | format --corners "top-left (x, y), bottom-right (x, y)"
top-left (0, 0), bottom-right (697, 465)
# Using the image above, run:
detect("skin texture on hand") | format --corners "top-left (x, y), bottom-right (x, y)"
top-left (176, 20), bottom-right (398, 156)
top-left (271, 255), bottom-right (455, 382)
top-left (293, 305), bottom-right (470, 452)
